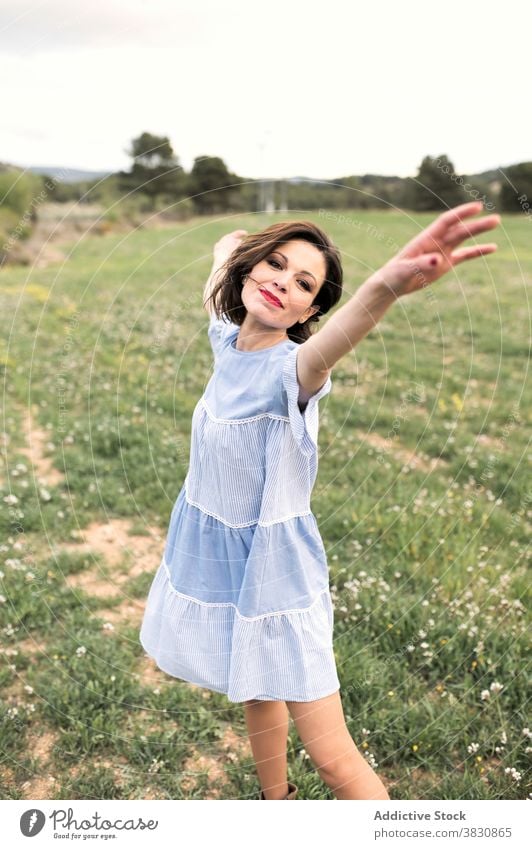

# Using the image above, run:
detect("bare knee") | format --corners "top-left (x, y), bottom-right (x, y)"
top-left (316, 752), bottom-right (360, 788)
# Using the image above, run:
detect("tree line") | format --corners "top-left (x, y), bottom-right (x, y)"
top-left (1, 132), bottom-right (531, 221)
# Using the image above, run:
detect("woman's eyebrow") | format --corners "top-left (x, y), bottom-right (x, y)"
top-left (273, 251), bottom-right (317, 285)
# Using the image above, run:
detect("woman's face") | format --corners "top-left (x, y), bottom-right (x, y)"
top-left (242, 239), bottom-right (327, 329)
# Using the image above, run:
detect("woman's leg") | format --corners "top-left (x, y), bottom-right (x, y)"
top-left (286, 690), bottom-right (390, 800)
top-left (243, 699), bottom-right (290, 799)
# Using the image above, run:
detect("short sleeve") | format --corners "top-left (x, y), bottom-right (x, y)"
top-left (281, 346), bottom-right (332, 458)
top-left (207, 311), bottom-right (239, 359)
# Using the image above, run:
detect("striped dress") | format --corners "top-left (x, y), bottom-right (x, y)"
top-left (139, 311), bottom-right (341, 702)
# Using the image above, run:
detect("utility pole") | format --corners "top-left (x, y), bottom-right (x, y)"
top-left (257, 130), bottom-right (275, 214)
top-left (258, 137), bottom-right (265, 213)
top-left (278, 179), bottom-right (288, 212)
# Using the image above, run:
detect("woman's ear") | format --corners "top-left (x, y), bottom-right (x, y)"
top-left (299, 304), bottom-right (321, 323)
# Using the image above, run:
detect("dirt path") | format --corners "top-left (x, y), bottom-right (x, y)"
top-left (2, 201), bottom-right (188, 271)
top-left (10, 401), bottom-right (249, 800)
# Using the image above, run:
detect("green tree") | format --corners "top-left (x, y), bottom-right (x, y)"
top-left (0, 169), bottom-right (47, 217)
top-left (405, 155), bottom-right (464, 211)
top-left (187, 156), bottom-right (240, 214)
top-left (117, 132), bottom-right (184, 206)
top-left (499, 162), bottom-right (532, 212)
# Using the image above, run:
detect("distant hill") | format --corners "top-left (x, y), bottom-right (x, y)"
top-left (25, 165), bottom-right (114, 183)
top-left (0, 163), bottom-right (510, 187)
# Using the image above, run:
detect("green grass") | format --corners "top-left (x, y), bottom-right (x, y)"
top-left (0, 209), bottom-right (530, 800)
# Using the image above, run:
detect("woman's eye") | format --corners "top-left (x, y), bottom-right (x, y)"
top-left (267, 259), bottom-right (311, 290)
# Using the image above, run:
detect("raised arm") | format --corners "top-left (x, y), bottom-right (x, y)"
top-left (297, 202), bottom-right (501, 377)
top-left (203, 229), bottom-right (248, 315)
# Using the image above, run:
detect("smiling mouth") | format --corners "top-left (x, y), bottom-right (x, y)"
top-left (259, 288), bottom-right (283, 308)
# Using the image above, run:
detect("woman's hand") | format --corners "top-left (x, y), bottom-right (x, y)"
top-left (213, 229), bottom-right (248, 265)
top-left (376, 202), bottom-right (501, 299)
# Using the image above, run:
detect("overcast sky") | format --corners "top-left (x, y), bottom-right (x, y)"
top-left (0, 0), bottom-right (529, 179)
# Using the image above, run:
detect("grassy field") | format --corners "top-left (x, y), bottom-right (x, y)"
top-left (0, 208), bottom-right (530, 800)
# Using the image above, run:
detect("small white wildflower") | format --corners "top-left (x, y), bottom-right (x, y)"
top-left (23, 685), bottom-right (34, 694)
top-left (110, 675), bottom-right (116, 682)
top-left (0, 595), bottom-right (6, 604)
top-left (490, 681), bottom-right (503, 694)
top-left (504, 767), bottom-right (521, 783)
top-left (361, 728), bottom-right (371, 736)
top-left (467, 742), bottom-right (479, 754)
top-left (3, 494), bottom-right (18, 505)
top-left (364, 751), bottom-right (379, 769)
top-left (39, 488), bottom-right (52, 502)
top-left (480, 690), bottom-right (490, 701)
top-left (418, 629), bottom-right (427, 638)
top-left (153, 688), bottom-right (160, 695)
top-left (102, 622), bottom-right (114, 631)
top-left (76, 645), bottom-right (87, 656)
top-left (500, 730), bottom-right (507, 745)
top-left (522, 728), bottom-right (532, 739)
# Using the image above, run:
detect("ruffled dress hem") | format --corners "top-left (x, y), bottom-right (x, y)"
top-left (139, 555), bottom-right (341, 703)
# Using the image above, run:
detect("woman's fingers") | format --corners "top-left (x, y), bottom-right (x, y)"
top-left (450, 243), bottom-right (498, 265)
top-left (442, 215), bottom-right (501, 248)
top-left (399, 202), bottom-right (499, 258)
top-left (428, 201), bottom-right (490, 240)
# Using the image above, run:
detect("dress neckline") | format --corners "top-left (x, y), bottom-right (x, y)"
top-left (229, 333), bottom-right (292, 355)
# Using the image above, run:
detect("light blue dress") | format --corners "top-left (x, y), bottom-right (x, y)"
top-left (139, 311), bottom-right (341, 702)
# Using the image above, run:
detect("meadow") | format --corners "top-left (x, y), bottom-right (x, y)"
top-left (0, 208), bottom-right (530, 800)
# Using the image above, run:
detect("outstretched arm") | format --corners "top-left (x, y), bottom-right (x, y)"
top-left (297, 202), bottom-right (501, 381)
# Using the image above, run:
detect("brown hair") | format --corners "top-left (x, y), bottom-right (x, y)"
top-left (205, 220), bottom-right (343, 344)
